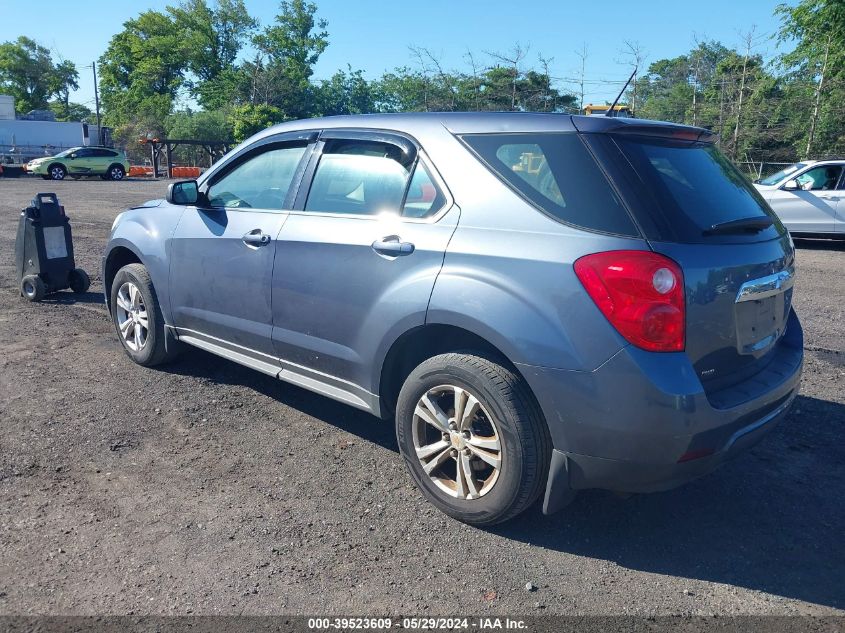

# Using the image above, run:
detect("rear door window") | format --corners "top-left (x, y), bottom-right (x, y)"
top-left (614, 136), bottom-right (783, 242)
top-left (461, 132), bottom-right (638, 236)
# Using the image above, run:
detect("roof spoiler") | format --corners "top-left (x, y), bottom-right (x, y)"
top-left (572, 116), bottom-right (717, 143)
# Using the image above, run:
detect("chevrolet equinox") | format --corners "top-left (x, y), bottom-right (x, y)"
top-left (103, 113), bottom-right (803, 525)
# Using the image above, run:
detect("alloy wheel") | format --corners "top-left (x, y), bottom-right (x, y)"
top-left (412, 384), bottom-right (502, 499)
top-left (115, 282), bottom-right (149, 351)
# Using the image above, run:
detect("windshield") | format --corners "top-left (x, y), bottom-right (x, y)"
top-left (54, 147), bottom-right (82, 158)
top-left (757, 163), bottom-right (806, 186)
top-left (615, 136), bottom-right (782, 242)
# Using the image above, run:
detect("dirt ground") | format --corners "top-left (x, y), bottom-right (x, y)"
top-left (0, 177), bottom-right (842, 617)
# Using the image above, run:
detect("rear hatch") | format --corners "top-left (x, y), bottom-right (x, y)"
top-left (580, 124), bottom-right (796, 400)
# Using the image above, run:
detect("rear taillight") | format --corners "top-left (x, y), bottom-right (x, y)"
top-left (574, 250), bottom-right (685, 352)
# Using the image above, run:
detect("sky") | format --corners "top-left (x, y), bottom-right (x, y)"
top-left (0, 0), bottom-right (791, 113)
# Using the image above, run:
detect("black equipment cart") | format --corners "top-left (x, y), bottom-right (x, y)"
top-left (14, 193), bottom-right (90, 301)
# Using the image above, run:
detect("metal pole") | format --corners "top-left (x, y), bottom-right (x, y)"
top-left (92, 62), bottom-right (102, 146)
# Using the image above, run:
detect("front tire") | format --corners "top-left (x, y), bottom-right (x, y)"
top-left (396, 352), bottom-right (551, 526)
top-left (110, 263), bottom-right (179, 366)
top-left (49, 164), bottom-right (66, 180)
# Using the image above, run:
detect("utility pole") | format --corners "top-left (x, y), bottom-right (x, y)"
top-left (92, 62), bottom-right (102, 145)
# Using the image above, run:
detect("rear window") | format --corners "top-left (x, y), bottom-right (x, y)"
top-left (615, 137), bottom-right (781, 241)
top-left (461, 133), bottom-right (638, 236)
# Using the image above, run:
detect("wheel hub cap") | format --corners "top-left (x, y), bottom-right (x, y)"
top-left (412, 385), bottom-right (502, 500)
top-left (116, 281), bottom-right (148, 352)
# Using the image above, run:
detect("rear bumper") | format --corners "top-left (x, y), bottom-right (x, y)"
top-left (518, 310), bottom-right (803, 514)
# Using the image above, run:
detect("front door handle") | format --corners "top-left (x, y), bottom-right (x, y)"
top-left (242, 229), bottom-right (271, 247)
top-left (372, 236), bottom-right (415, 256)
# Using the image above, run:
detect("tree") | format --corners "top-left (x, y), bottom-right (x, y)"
top-left (169, 0), bottom-right (257, 109)
top-left (312, 67), bottom-right (376, 116)
top-left (229, 103), bottom-right (284, 142)
top-left (777, 0), bottom-right (845, 157)
top-left (98, 10), bottom-right (191, 126)
top-left (251, 0), bottom-right (329, 118)
top-left (49, 101), bottom-right (93, 122)
top-left (0, 37), bottom-right (78, 113)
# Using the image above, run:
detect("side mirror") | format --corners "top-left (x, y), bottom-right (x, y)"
top-left (69, 154), bottom-right (77, 160)
top-left (782, 179), bottom-right (799, 191)
top-left (167, 180), bottom-right (199, 205)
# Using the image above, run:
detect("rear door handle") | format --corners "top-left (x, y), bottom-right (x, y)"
top-left (372, 236), bottom-right (415, 256)
top-left (242, 229), bottom-right (271, 247)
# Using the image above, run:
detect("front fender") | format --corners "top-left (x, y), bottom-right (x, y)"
top-left (103, 203), bottom-right (184, 323)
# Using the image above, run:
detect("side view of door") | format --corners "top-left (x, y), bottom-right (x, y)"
top-left (66, 148), bottom-right (97, 175)
top-left (766, 163), bottom-right (843, 234)
top-left (167, 132), bottom-right (316, 364)
top-left (270, 130), bottom-right (458, 411)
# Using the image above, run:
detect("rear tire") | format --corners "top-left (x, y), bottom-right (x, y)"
top-left (107, 164), bottom-right (125, 181)
top-left (21, 275), bottom-right (46, 302)
top-left (68, 268), bottom-right (90, 293)
top-left (110, 263), bottom-right (180, 366)
top-left (396, 352), bottom-right (551, 526)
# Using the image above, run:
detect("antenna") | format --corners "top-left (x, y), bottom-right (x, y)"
top-left (606, 67), bottom-right (637, 117)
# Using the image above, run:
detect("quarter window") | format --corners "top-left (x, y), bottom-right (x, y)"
top-left (403, 162), bottom-right (446, 218)
top-left (207, 144), bottom-right (307, 210)
top-left (462, 133), bottom-right (637, 235)
top-left (305, 141), bottom-right (411, 216)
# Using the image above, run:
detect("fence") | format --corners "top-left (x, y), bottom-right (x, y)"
top-left (736, 161), bottom-right (796, 181)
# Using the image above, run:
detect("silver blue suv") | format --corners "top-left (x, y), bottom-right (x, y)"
top-left (103, 113), bottom-right (803, 525)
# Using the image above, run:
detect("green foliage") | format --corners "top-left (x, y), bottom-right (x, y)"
top-left (168, 0), bottom-right (256, 109)
top-left (312, 67), bottom-right (376, 116)
top-left (776, 0), bottom-right (845, 156)
top-left (98, 10), bottom-right (191, 126)
top-left (166, 109), bottom-right (233, 163)
top-left (229, 103), bottom-right (285, 142)
top-left (250, 0), bottom-right (329, 119)
top-left (0, 37), bottom-right (79, 113)
top-left (16, 0), bottom-right (836, 167)
top-left (49, 101), bottom-right (93, 122)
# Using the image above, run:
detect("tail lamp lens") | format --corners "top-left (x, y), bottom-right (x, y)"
top-left (574, 250), bottom-right (685, 352)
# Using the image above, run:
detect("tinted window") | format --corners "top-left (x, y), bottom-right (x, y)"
top-left (305, 141), bottom-right (411, 215)
top-left (462, 133), bottom-right (637, 236)
top-left (92, 149), bottom-right (117, 158)
top-left (795, 165), bottom-right (842, 191)
top-left (73, 148), bottom-right (94, 158)
top-left (616, 137), bottom-right (780, 238)
top-left (403, 162), bottom-right (446, 218)
top-left (207, 144), bottom-right (307, 210)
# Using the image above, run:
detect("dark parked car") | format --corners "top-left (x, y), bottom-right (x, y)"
top-left (103, 113), bottom-right (802, 525)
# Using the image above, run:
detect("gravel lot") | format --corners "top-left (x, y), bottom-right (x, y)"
top-left (0, 177), bottom-right (843, 617)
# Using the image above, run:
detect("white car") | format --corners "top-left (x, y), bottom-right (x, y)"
top-left (754, 160), bottom-right (845, 237)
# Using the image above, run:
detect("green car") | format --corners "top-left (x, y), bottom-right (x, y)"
top-left (26, 147), bottom-right (130, 181)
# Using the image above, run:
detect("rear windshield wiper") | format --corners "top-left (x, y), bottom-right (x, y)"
top-left (703, 216), bottom-right (773, 235)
